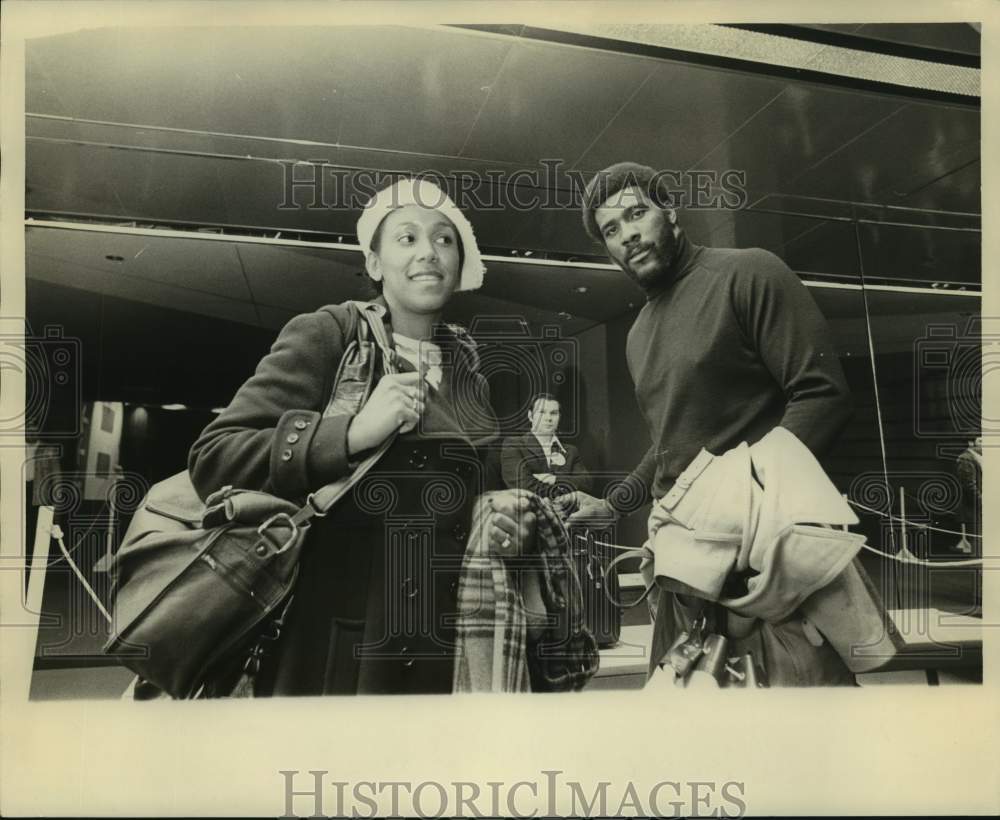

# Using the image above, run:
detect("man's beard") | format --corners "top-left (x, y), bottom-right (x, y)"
top-left (627, 228), bottom-right (678, 289)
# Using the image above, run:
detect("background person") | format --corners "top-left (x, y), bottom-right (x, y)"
top-left (501, 393), bottom-right (593, 500)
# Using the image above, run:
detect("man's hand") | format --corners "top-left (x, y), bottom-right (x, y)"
top-left (553, 490), bottom-right (618, 524)
top-left (483, 489), bottom-right (537, 556)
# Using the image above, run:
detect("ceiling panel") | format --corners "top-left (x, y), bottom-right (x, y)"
top-left (858, 221), bottom-right (980, 286)
top-left (898, 159), bottom-right (981, 214)
top-left (26, 226), bottom-right (251, 299)
top-left (750, 193), bottom-right (980, 230)
top-left (478, 258), bottom-right (642, 322)
top-left (26, 28), bottom-right (355, 140)
top-left (461, 40), bottom-right (657, 164)
top-left (26, 26), bottom-right (512, 158)
top-left (574, 61), bottom-right (784, 173)
top-left (27, 245), bottom-right (260, 328)
top-left (726, 212), bottom-right (863, 281)
top-left (237, 244), bottom-right (366, 313)
top-left (850, 23), bottom-right (980, 56)
top-left (785, 103), bottom-right (980, 208)
top-left (506, 204), bottom-right (599, 256)
top-left (27, 141), bottom-right (232, 225)
top-left (27, 116), bottom-right (325, 164)
top-left (25, 226), bottom-right (645, 332)
top-left (334, 27), bottom-right (512, 157)
top-left (213, 160), bottom-right (359, 234)
top-left (810, 287), bottom-right (978, 356)
top-left (24, 24), bottom-right (980, 295)
top-left (694, 84), bottom-right (904, 202)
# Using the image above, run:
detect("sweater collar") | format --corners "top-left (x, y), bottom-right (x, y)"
top-left (374, 296), bottom-right (482, 374)
top-left (641, 228), bottom-right (701, 300)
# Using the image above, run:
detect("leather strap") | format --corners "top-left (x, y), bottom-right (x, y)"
top-left (290, 303), bottom-right (399, 528)
top-left (659, 448), bottom-right (714, 511)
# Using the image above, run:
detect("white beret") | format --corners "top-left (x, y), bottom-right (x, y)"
top-left (355, 177), bottom-right (485, 291)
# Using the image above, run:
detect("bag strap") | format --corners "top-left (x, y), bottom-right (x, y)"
top-left (290, 302), bottom-right (398, 527)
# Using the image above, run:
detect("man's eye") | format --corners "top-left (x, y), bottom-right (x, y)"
top-left (603, 225), bottom-right (617, 239)
top-left (630, 208), bottom-right (647, 220)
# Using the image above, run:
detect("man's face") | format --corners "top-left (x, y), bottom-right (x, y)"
top-left (594, 185), bottom-right (678, 289)
top-left (529, 399), bottom-right (560, 435)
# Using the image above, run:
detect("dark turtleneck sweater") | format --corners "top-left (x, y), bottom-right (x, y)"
top-left (608, 231), bottom-right (853, 514)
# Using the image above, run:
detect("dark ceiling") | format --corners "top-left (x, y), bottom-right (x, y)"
top-left (26, 24), bottom-right (979, 275)
top-left (801, 23), bottom-right (981, 58)
top-left (22, 23), bottom-right (981, 408)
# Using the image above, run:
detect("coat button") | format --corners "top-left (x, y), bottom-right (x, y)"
top-left (451, 523), bottom-right (467, 542)
top-left (401, 577), bottom-right (419, 599)
top-left (281, 449), bottom-right (293, 461)
top-left (286, 433), bottom-right (300, 444)
top-left (255, 543), bottom-right (268, 557)
top-left (294, 419), bottom-right (308, 430)
top-left (408, 449), bottom-right (428, 469)
top-left (399, 646), bottom-right (415, 668)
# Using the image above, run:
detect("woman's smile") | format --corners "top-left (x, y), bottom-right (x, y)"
top-left (409, 268), bottom-right (445, 282)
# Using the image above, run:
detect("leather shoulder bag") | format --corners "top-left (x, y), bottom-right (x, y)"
top-left (103, 302), bottom-right (397, 698)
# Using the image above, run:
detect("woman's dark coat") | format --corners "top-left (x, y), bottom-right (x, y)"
top-left (188, 301), bottom-right (500, 695)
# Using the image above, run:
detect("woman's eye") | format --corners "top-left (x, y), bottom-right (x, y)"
top-left (397, 233), bottom-right (414, 244)
top-left (435, 234), bottom-right (455, 245)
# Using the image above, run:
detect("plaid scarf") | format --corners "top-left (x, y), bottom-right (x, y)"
top-left (452, 493), bottom-right (600, 693)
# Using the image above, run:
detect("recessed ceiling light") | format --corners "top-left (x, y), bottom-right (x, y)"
top-left (575, 286), bottom-right (588, 294)
top-left (161, 403), bottom-right (187, 411)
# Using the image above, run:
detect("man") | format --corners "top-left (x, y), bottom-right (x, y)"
top-left (502, 393), bottom-right (593, 499)
top-left (560, 162), bottom-right (856, 686)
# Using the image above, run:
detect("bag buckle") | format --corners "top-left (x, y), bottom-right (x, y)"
top-left (662, 613), bottom-right (709, 681)
top-left (724, 651), bottom-right (768, 688)
top-left (257, 512), bottom-right (299, 553)
top-left (305, 492), bottom-right (329, 518)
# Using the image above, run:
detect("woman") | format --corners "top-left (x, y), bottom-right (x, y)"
top-left (188, 178), bottom-right (533, 695)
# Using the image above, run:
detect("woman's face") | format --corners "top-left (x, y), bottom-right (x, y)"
top-left (368, 205), bottom-right (461, 315)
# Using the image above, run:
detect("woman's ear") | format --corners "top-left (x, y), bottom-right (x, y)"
top-left (365, 252), bottom-right (382, 281)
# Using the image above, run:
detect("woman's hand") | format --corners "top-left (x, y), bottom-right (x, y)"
top-left (483, 489), bottom-right (536, 557)
top-left (347, 371), bottom-right (425, 455)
